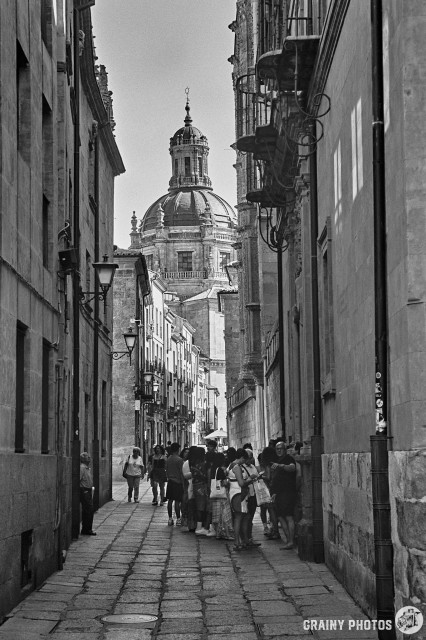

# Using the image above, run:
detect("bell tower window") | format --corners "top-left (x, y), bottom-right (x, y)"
top-left (185, 157), bottom-right (191, 177)
top-left (198, 157), bottom-right (202, 176)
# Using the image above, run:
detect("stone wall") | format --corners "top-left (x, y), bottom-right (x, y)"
top-left (220, 292), bottom-right (241, 394)
top-left (389, 451), bottom-right (426, 622)
top-left (265, 353), bottom-right (281, 440)
top-left (112, 257), bottom-right (138, 481)
top-left (322, 452), bottom-right (376, 617)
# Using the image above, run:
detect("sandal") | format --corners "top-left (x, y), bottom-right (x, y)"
top-left (233, 544), bottom-right (243, 551)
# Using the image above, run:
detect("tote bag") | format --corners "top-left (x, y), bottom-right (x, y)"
top-left (210, 468), bottom-right (227, 499)
top-left (253, 477), bottom-right (272, 506)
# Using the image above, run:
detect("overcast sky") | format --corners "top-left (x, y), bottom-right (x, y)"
top-left (91, 1), bottom-right (237, 250)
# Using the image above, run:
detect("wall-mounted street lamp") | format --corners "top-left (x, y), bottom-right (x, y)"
top-left (79, 254), bottom-right (119, 304)
top-left (111, 327), bottom-right (137, 365)
top-left (137, 372), bottom-right (159, 402)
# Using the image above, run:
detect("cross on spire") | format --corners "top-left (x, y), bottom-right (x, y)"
top-left (184, 86), bottom-right (192, 125)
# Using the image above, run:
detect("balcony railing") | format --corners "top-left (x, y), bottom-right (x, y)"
top-left (236, 73), bottom-right (273, 142)
top-left (168, 175), bottom-right (212, 190)
top-left (258, 0), bottom-right (286, 58)
top-left (160, 271), bottom-right (228, 280)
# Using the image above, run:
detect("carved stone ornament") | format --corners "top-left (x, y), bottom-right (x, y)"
top-left (78, 30), bottom-right (85, 56)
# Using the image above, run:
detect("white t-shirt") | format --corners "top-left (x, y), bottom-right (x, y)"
top-left (126, 456), bottom-right (144, 477)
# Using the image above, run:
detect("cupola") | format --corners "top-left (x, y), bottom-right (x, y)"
top-left (169, 91), bottom-right (212, 191)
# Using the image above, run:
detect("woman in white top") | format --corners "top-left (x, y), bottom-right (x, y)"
top-left (125, 447), bottom-right (145, 503)
top-left (228, 448), bottom-right (259, 550)
top-left (182, 446), bottom-right (197, 531)
top-left (240, 449), bottom-right (261, 547)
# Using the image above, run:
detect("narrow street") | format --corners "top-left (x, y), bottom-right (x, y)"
top-left (1, 484), bottom-right (379, 640)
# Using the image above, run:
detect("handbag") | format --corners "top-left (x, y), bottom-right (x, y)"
top-left (122, 456), bottom-right (129, 479)
top-left (253, 477), bottom-right (272, 506)
top-left (210, 468), bottom-right (227, 499)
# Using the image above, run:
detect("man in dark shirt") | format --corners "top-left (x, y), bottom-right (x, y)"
top-left (165, 442), bottom-right (184, 526)
top-left (80, 452), bottom-right (96, 535)
top-left (271, 442), bottom-right (296, 549)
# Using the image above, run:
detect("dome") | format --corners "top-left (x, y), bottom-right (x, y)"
top-left (140, 188), bottom-right (236, 232)
top-left (170, 124), bottom-right (206, 146)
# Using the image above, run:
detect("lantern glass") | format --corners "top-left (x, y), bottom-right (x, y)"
top-left (93, 254), bottom-right (118, 292)
top-left (123, 328), bottom-right (136, 353)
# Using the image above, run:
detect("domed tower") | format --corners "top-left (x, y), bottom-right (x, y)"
top-left (130, 95), bottom-right (237, 300)
top-left (168, 98), bottom-right (212, 191)
top-left (124, 96), bottom-right (238, 434)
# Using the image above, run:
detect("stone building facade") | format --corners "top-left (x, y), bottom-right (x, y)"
top-left (0, 1), bottom-right (123, 619)
top-left (226, 1), bottom-right (279, 453)
top-left (229, 0), bottom-right (426, 628)
top-left (112, 101), bottom-right (237, 458)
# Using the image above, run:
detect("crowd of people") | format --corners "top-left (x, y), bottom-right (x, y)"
top-left (122, 438), bottom-right (301, 552)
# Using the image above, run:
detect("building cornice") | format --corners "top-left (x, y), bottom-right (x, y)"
top-left (80, 10), bottom-right (125, 176)
top-left (308, 0), bottom-right (351, 112)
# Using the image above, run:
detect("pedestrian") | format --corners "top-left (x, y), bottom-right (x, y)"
top-left (257, 451), bottom-right (270, 535)
top-left (210, 452), bottom-right (234, 540)
top-left (165, 440), bottom-right (172, 456)
top-left (148, 444), bottom-right (167, 505)
top-left (228, 448), bottom-right (258, 550)
top-left (125, 447), bottom-right (145, 503)
top-left (203, 445), bottom-right (217, 536)
top-left (240, 448), bottom-right (261, 547)
top-left (260, 446), bottom-right (280, 540)
top-left (79, 452), bottom-right (96, 536)
top-left (165, 442), bottom-right (184, 526)
top-left (182, 445), bottom-right (198, 532)
top-left (191, 447), bottom-right (214, 536)
top-left (224, 446), bottom-right (237, 467)
top-left (206, 438), bottom-right (217, 454)
top-left (179, 446), bottom-right (191, 529)
top-left (271, 441), bottom-right (297, 549)
top-left (180, 446), bottom-right (190, 460)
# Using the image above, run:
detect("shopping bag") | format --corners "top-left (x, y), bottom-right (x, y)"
top-left (210, 468), bottom-right (227, 499)
top-left (122, 456), bottom-right (129, 478)
top-left (253, 477), bottom-right (271, 506)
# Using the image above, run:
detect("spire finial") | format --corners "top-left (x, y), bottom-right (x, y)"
top-left (184, 87), bottom-right (192, 125)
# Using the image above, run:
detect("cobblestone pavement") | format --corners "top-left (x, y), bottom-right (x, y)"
top-left (1, 483), bottom-right (380, 640)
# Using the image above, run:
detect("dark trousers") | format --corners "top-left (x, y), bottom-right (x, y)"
top-left (80, 488), bottom-right (94, 533)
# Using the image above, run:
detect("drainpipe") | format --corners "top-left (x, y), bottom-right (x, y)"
top-left (135, 275), bottom-right (141, 449)
top-left (370, 1), bottom-right (395, 636)
top-left (277, 246), bottom-right (286, 440)
top-left (92, 133), bottom-right (100, 511)
top-left (71, 6), bottom-right (82, 539)
top-left (309, 131), bottom-right (324, 563)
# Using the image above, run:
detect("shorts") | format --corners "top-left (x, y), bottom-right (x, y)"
top-left (231, 493), bottom-right (248, 515)
top-left (274, 492), bottom-right (296, 518)
top-left (165, 480), bottom-right (183, 501)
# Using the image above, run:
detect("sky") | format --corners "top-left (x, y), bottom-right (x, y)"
top-left (91, 1), bottom-right (237, 250)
